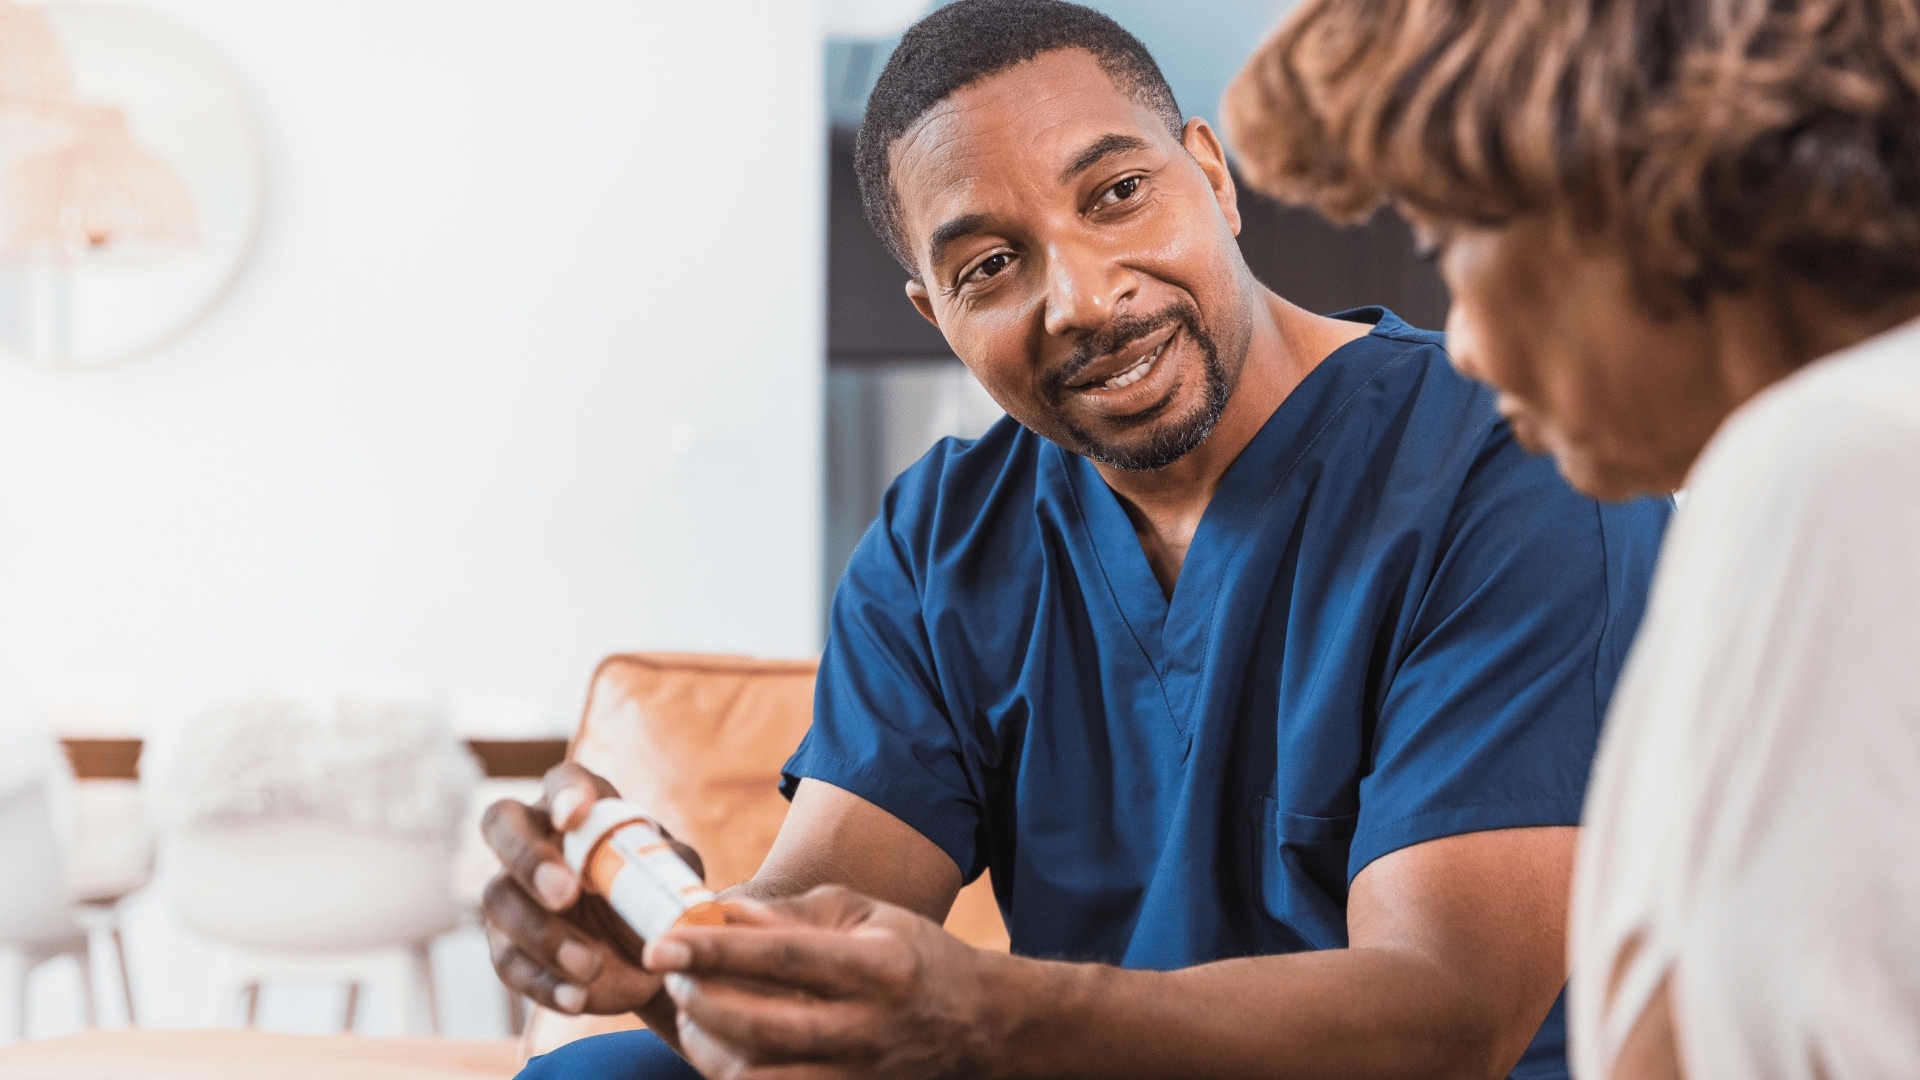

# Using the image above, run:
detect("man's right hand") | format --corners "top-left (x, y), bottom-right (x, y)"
top-left (479, 762), bottom-right (705, 1026)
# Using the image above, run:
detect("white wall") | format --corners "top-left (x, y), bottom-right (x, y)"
top-left (0, 0), bottom-right (825, 719)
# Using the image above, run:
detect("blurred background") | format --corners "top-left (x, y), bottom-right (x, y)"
top-left (0, 0), bottom-right (1444, 1055)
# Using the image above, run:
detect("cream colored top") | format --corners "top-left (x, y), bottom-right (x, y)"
top-left (1570, 318), bottom-right (1920, 1079)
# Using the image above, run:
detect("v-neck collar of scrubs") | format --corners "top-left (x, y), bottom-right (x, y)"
top-left (1056, 308), bottom-right (1418, 720)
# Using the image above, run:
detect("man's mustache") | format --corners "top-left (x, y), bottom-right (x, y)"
top-left (1048, 304), bottom-right (1198, 390)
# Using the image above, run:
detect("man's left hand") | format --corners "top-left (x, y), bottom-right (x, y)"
top-left (644, 885), bottom-right (1003, 1080)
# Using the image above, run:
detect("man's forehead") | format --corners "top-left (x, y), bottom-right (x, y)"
top-left (890, 49), bottom-right (1168, 230)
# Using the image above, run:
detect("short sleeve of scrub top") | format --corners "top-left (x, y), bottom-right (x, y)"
top-left (784, 309), bottom-right (1668, 1080)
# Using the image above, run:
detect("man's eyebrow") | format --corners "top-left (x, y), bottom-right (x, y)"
top-left (1057, 133), bottom-right (1151, 185)
top-left (921, 135), bottom-right (1152, 271)
top-left (926, 212), bottom-right (994, 271)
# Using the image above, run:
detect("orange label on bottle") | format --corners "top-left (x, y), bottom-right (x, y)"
top-left (672, 900), bottom-right (761, 930)
top-left (586, 838), bottom-right (628, 897)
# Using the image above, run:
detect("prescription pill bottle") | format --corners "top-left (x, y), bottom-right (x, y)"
top-left (561, 798), bottom-right (743, 942)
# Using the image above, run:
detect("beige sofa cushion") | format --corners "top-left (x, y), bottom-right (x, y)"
top-left (523, 652), bottom-right (1007, 1061)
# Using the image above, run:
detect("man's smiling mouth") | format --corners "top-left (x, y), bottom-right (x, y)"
top-left (1099, 339), bottom-right (1167, 389)
top-left (1067, 330), bottom-right (1174, 392)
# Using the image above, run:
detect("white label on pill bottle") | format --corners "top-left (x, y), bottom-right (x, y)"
top-left (562, 798), bottom-right (719, 943)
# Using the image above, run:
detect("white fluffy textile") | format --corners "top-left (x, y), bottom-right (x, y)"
top-left (158, 692), bottom-right (480, 840)
top-left (0, 705), bottom-right (68, 801)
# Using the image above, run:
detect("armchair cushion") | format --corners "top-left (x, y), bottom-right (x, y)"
top-left (569, 653), bottom-right (819, 893)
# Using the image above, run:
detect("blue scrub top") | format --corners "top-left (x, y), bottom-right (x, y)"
top-left (784, 309), bottom-right (1668, 1080)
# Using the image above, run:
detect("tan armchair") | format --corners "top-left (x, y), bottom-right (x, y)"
top-left (521, 652), bottom-right (1008, 1060)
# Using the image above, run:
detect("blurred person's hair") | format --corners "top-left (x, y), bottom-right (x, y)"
top-left (856, 0), bottom-right (1183, 274)
top-left (1224, 0), bottom-right (1920, 313)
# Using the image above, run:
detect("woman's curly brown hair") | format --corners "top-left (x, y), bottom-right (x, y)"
top-left (1223, 0), bottom-right (1920, 312)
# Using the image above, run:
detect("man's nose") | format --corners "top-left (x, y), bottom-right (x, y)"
top-left (1041, 240), bottom-right (1136, 338)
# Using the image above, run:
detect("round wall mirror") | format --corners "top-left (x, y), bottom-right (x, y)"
top-left (0, 0), bottom-right (264, 368)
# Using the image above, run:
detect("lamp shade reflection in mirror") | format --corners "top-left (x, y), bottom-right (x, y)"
top-left (0, 0), bottom-right (262, 368)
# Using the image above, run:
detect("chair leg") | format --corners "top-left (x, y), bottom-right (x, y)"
top-left (243, 981), bottom-right (261, 1029)
top-left (342, 982), bottom-right (360, 1034)
top-left (1, 945), bottom-right (26, 1044)
top-left (409, 940), bottom-right (439, 1037)
top-left (72, 939), bottom-right (96, 1030)
top-left (110, 927), bottom-right (135, 1027)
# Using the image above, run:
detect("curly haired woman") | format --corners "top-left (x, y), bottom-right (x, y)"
top-left (1225, 3), bottom-right (1920, 1078)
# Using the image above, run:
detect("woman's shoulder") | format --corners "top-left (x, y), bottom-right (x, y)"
top-left (1775, 314), bottom-right (1920, 424)
top-left (1692, 318), bottom-right (1920, 514)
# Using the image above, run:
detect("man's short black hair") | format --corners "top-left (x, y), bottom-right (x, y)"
top-left (855, 0), bottom-right (1184, 275)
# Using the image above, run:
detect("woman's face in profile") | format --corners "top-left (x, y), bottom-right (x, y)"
top-left (1435, 217), bottom-right (1736, 501)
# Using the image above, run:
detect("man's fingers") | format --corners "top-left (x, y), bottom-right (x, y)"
top-left (541, 763), bottom-right (619, 831)
top-left (676, 1012), bottom-right (862, 1080)
top-left (530, 763), bottom-right (713, 883)
top-left (483, 879), bottom-right (667, 1016)
top-left (480, 797), bottom-right (578, 912)
top-left (669, 972), bottom-right (869, 1064)
top-left (486, 924), bottom-right (589, 1015)
top-left (480, 872), bottom-right (606, 985)
top-left (673, 1017), bottom-right (734, 1080)
top-left (647, 925), bottom-right (906, 998)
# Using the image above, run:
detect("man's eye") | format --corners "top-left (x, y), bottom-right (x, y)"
top-left (966, 253), bottom-right (1011, 283)
top-left (1098, 176), bottom-right (1141, 206)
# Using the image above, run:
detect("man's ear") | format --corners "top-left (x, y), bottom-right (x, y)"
top-left (905, 278), bottom-right (940, 327)
top-left (1183, 117), bottom-right (1242, 237)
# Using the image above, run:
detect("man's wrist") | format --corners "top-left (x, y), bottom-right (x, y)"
top-left (971, 949), bottom-right (1046, 1080)
top-left (971, 950), bottom-right (1130, 1080)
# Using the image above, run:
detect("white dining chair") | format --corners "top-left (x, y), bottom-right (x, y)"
top-left (0, 780), bottom-right (96, 1043)
top-left (172, 818), bottom-right (458, 1034)
top-left (156, 691), bottom-right (477, 1036)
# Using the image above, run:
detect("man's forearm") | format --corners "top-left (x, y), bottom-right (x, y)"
top-left (652, 828), bottom-right (1573, 1079)
top-left (979, 946), bottom-right (1532, 1080)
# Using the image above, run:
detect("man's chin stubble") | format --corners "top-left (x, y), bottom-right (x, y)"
top-left (1068, 411), bottom-right (1219, 471)
top-left (1064, 355), bottom-right (1232, 472)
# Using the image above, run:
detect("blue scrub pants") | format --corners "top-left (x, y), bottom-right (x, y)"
top-left (516, 1029), bottom-right (701, 1080)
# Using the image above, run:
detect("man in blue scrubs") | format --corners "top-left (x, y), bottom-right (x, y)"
top-left (481, 2), bottom-right (1668, 1077)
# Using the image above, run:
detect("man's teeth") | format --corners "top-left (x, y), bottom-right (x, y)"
top-left (1102, 340), bottom-right (1167, 390)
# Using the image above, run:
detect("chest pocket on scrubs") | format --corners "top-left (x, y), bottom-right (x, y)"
top-left (1251, 796), bottom-right (1358, 949)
